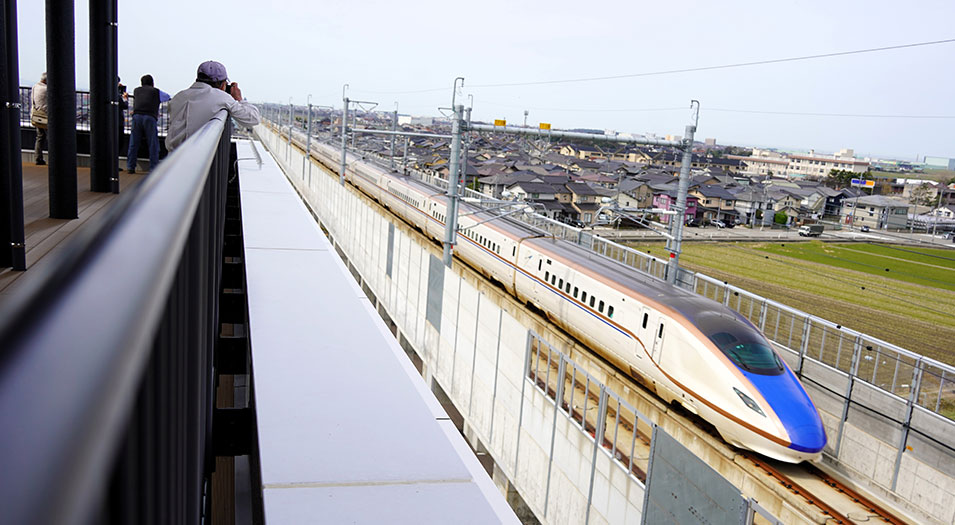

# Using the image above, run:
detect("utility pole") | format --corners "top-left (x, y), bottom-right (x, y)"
top-left (442, 104), bottom-right (464, 267)
top-left (665, 100), bottom-right (699, 286)
top-left (522, 109), bottom-right (528, 154)
top-left (461, 104), bottom-right (472, 190)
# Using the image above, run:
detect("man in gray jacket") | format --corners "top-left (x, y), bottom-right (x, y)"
top-left (165, 61), bottom-right (259, 150)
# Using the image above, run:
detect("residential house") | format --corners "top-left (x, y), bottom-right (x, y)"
top-left (565, 182), bottom-right (603, 225)
top-left (841, 195), bottom-right (911, 230)
top-left (689, 185), bottom-right (737, 223)
top-left (652, 192), bottom-right (699, 224)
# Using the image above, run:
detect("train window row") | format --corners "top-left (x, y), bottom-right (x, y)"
top-left (431, 210), bottom-right (446, 223)
top-left (461, 228), bottom-right (501, 255)
top-left (389, 187), bottom-right (419, 208)
top-left (542, 270), bottom-right (615, 319)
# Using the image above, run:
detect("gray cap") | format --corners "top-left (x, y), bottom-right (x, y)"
top-left (197, 60), bottom-right (228, 83)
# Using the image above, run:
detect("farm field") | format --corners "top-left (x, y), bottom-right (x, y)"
top-left (627, 240), bottom-right (955, 366)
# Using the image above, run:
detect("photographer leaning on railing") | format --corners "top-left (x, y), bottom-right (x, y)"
top-left (166, 60), bottom-right (259, 151)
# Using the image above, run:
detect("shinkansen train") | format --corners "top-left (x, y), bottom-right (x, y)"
top-left (303, 137), bottom-right (826, 463)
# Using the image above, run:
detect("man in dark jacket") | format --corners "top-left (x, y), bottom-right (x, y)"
top-left (127, 74), bottom-right (162, 172)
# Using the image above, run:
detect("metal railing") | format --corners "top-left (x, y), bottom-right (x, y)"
top-left (274, 117), bottom-right (955, 422)
top-left (0, 111), bottom-right (234, 525)
top-left (19, 86), bottom-right (170, 135)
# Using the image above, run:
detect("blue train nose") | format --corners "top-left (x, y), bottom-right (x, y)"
top-left (741, 368), bottom-right (828, 454)
top-left (786, 422), bottom-right (827, 453)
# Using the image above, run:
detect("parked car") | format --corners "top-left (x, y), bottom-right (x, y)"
top-left (860, 225), bottom-right (870, 232)
top-left (712, 220), bottom-right (726, 229)
top-left (685, 218), bottom-right (703, 227)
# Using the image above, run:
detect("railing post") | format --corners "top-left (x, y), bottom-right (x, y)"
top-left (585, 387), bottom-right (608, 525)
top-left (892, 359), bottom-right (923, 491)
top-left (0, 0), bottom-right (26, 270)
top-left (835, 336), bottom-right (863, 456)
top-left (543, 357), bottom-right (566, 517)
top-left (797, 317), bottom-right (811, 377)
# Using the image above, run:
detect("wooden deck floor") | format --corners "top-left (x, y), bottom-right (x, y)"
top-left (0, 162), bottom-right (145, 305)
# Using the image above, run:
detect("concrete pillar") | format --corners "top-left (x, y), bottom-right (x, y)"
top-left (46, 0), bottom-right (78, 218)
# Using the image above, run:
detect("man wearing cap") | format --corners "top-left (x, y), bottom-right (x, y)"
top-left (165, 60), bottom-right (259, 150)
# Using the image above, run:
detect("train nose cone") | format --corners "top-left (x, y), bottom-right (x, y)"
top-left (786, 422), bottom-right (827, 453)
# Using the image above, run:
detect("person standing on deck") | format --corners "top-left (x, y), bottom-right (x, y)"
top-left (30, 73), bottom-right (48, 166)
top-left (127, 74), bottom-right (162, 173)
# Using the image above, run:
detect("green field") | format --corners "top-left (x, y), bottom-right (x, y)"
top-left (628, 241), bottom-right (955, 366)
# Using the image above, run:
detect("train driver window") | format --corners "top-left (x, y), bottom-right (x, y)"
top-left (589, 296), bottom-right (595, 308)
top-left (608, 305), bottom-right (614, 318)
top-left (642, 312), bottom-right (648, 329)
top-left (573, 287), bottom-right (578, 298)
top-left (598, 300), bottom-right (604, 313)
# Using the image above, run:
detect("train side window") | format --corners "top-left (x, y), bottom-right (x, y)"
top-left (608, 305), bottom-right (614, 318)
top-left (558, 278), bottom-right (564, 289)
top-left (565, 282), bottom-right (571, 293)
top-left (582, 291), bottom-right (587, 302)
top-left (589, 296), bottom-right (595, 308)
top-left (598, 300), bottom-right (604, 313)
top-left (658, 324), bottom-right (664, 338)
top-left (545, 271), bottom-right (549, 281)
top-left (538, 260), bottom-right (542, 271)
top-left (514, 246), bottom-right (517, 257)
top-left (573, 287), bottom-right (578, 298)
top-left (551, 275), bottom-right (557, 285)
top-left (642, 313), bottom-right (648, 329)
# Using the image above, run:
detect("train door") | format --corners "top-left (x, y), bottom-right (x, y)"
top-left (651, 317), bottom-right (666, 363)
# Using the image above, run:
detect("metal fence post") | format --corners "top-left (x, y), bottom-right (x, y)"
top-left (543, 357), bottom-right (567, 517)
top-left (797, 317), bottom-right (811, 377)
top-left (834, 336), bottom-right (863, 456)
top-left (514, 332), bottom-right (532, 475)
top-left (585, 387), bottom-right (609, 525)
top-left (891, 359), bottom-right (923, 491)
top-left (339, 96), bottom-right (348, 185)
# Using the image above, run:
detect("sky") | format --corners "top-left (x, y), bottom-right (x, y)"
top-left (16, 0), bottom-right (955, 161)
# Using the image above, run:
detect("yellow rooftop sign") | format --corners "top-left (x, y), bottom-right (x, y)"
top-left (539, 123), bottom-right (551, 130)
top-left (494, 119), bottom-right (507, 127)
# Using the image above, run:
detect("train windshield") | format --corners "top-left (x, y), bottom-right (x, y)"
top-left (695, 313), bottom-right (784, 375)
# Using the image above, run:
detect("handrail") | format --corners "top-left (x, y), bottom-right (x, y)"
top-left (0, 109), bottom-right (231, 525)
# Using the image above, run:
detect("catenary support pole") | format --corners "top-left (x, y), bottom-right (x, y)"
top-left (340, 97), bottom-right (348, 185)
top-left (89, 0), bottom-right (112, 193)
top-left (46, 0), bottom-right (78, 219)
top-left (666, 100), bottom-right (699, 285)
top-left (461, 106), bottom-right (472, 190)
top-left (0, 0), bottom-right (26, 269)
top-left (442, 104), bottom-right (463, 267)
top-left (390, 106), bottom-right (397, 170)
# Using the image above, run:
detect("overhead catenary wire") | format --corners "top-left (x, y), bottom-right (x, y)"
top-left (348, 37), bottom-right (955, 95)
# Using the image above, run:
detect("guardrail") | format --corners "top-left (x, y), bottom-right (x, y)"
top-left (273, 117), bottom-right (955, 423)
top-left (19, 85), bottom-right (170, 135)
top-left (0, 111), bottom-right (233, 525)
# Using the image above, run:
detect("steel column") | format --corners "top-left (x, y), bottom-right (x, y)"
top-left (46, 0), bottom-right (78, 218)
top-left (89, 0), bottom-right (115, 193)
top-left (0, 0), bottom-right (25, 269)
top-left (390, 108), bottom-right (397, 170)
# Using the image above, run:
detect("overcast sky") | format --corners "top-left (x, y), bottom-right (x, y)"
top-left (16, 0), bottom-right (955, 161)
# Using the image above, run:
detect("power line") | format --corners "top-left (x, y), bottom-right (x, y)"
top-left (348, 37), bottom-right (955, 95)
top-left (468, 38), bottom-right (955, 89)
